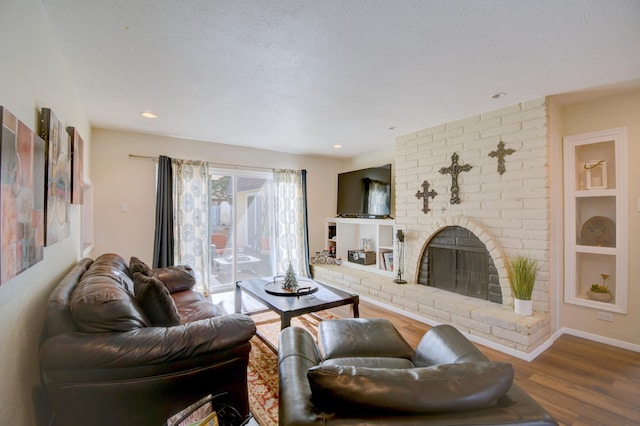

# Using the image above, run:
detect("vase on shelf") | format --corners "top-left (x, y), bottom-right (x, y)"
top-left (586, 291), bottom-right (612, 303)
top-left (586, 273), bottom-right (612, 302)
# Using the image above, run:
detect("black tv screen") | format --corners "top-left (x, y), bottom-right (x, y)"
top-left (337, 164), bottom-right (391, 218)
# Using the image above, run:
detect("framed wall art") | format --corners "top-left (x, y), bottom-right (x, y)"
top-left (0, 106), bottom-right (46, 284)
top-left (67, 126), bottom-right (84, 204)
top-left (40, 108), bottom-right (70, 246)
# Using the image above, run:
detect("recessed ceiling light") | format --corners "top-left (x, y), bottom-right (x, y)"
top-left (491, 92), bottom-right (507, 99)
top-left (333, 144), bottom-right (343, 149)
top-left (141, 111), bottom-right (158, 119)
top-left (388, 126), bottom-right (398, 130)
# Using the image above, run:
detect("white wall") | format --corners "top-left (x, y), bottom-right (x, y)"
top-left (90, 128), bottom-right (343, 265)
top-left (0, 0), bottom-right (91, 424)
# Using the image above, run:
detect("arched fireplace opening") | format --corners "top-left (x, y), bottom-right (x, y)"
top-left (417, 226), bottom-right (503, 304)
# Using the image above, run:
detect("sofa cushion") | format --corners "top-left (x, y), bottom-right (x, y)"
top-left (70, 274), bottom-right (149, 333)
top-left (83, 253), bottom-right (135, 294)
top-left (151, 265), bottom-right (196, 293)
top-left (320, 357), bottom-right (414, 369)
top-left (129, 256), bottom-right (152, 276)
top-left (307, 361), bottom-right (514, 413)
top-left (134, 273), bottom-right (181, 326)
top-left (318, 318), bottom-right (414, 360)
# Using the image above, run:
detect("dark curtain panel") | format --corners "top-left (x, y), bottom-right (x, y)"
top-left (153, 155), bottom-right (174, 268)
top-left (301, 169), bottom-right (311, 277)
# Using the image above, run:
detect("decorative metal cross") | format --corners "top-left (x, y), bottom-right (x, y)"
top-left (415, 180), bottom-right (437, 214)
top-left (439, 152), bottom-right (472, 204)
top-left (488, 141), bottom-right (516, 175)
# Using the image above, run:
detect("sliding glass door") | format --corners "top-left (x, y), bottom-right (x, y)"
top-left (208, 169), bottom-right (275, 291)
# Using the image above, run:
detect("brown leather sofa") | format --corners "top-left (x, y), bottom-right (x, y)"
top-left (40, 253), bottom-right (256, 426)
top-left (279, 318), bottom-right (557, 425)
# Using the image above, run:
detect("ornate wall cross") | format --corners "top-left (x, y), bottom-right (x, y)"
top-left (415, 180), bottom-right (437, 214)
top-left (439, 152), bottom-right (472, 204)
top-left (488, 140), bottom-right (515, 175)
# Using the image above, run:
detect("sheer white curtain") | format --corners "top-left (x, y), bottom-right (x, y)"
top-left (172, 159), bottom-right (210, 292)
top-left (273, 169), bottom-right (309, 277)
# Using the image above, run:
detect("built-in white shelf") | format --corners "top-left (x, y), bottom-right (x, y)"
top-left (563, 127), bottom-right (628, 314)
top-left (324, 217), bottom-right (396, 277)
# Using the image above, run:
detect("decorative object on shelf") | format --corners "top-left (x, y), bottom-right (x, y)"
top-left (282, 263), bottom-right (299, 292)
top-left (439, 152), bottom-right (472, 204)
top-left (393, 229), bottom-right (407, 284)
top-left (415, 180), bottom-right (438, 214)
top-left (509, 254), bottom-right (538, 315)
top-left (584, 160), bottom-right (607, 189)
top-left (347, 250), bottom-right (376, 265)
top-left (580, 216), bottom-right (615, 247)
top-left (361, 238), bottom-right (372, 252)
top-left (488, 140), bottom-right (516, 175)
top-left (311, 250), bottom-right (341, 265)
top-left (586, 274), bottom-right (613, 302)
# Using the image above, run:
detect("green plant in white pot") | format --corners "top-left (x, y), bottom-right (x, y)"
top-left (509, 255), bottom-right (537, 315)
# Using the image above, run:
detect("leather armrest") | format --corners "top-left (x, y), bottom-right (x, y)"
top-left (278, 327), bottom-right (323, 425)
top-left (41, 313), bottom-right (256, 369)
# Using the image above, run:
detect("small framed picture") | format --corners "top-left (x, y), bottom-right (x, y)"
top-left (585, 160), bottom-right (607, 189)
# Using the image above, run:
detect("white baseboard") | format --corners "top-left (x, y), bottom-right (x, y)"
top-left (558, 327), bottom-right (640, 353)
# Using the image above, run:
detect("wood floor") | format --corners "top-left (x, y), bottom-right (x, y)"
top-left (329, 301), bottom-right (640, 426)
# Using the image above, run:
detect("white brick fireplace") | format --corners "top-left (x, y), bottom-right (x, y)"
top-left (395, 97), bottom-right (550, 314)
top-left (313, 98), bottom-right (553, 358)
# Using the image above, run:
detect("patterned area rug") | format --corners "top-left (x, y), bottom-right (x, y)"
top-left (247, 310), bottom-right (340, 426)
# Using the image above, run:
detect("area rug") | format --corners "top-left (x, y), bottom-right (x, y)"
top-left (247, 310), bottom-right (340, 426)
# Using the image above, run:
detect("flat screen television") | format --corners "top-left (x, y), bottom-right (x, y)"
top-left (337, 164), bottom-right (391, 218)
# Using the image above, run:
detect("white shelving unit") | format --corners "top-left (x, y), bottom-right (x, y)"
top-left (563, 127), bottom-right (628, 313)
top-left (324, 217), bottom-right (396, 277)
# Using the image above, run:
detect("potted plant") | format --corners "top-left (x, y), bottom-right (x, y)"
top-left (509, 255), bottom-right (537, 315)
top-left (586, 274), bottom-right (613, 302)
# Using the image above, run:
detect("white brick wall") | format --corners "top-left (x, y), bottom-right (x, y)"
top-left (395, 98), bottom-right (551, 314)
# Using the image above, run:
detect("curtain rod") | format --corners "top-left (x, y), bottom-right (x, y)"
top-left (128, 154), bottom-right (275, 172)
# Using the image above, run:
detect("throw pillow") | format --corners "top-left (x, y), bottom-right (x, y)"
top-left (129, 256), bottom-right (152, 276)
top-left (134, 272), bottom-right (181, 326)
top-left (151, 265), bottom-right (196, 293)
top-left (308, 361), bottom-right (514, 413)
top-left (70, 274), bottom-right (150, 333)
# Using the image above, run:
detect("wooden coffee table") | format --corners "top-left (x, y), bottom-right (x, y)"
top-left (234, 276), bottom-right (359, 330)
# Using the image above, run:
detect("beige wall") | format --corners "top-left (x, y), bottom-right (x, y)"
top-left (0, 0), bottom-right (92, 424)
top-left (0, 2), bottom-right (637, 425)
top-left (556, 90), bottom-right (640, 347)
top-left (90, 128), bottom-right (343, 265)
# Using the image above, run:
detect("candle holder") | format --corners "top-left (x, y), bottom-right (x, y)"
top-left (393, 229), bottom-right (407, 284)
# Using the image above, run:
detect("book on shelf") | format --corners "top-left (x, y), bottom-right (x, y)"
top-left (380, 249), bottom-right (394, 271)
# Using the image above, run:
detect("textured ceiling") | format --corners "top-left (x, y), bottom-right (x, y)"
top-left (40, 0), bottom-right (640, 158)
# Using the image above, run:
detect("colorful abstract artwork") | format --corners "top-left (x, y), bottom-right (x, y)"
top-left (0, 106), bottom-right (45, 284)
top-left (67, 126), bottom-right (84, 204)
top-left (40, 108), bottom-right (70, 246)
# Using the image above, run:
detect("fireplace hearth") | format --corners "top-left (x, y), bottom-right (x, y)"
top-left (418, 226), bottom-right (503, 304)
